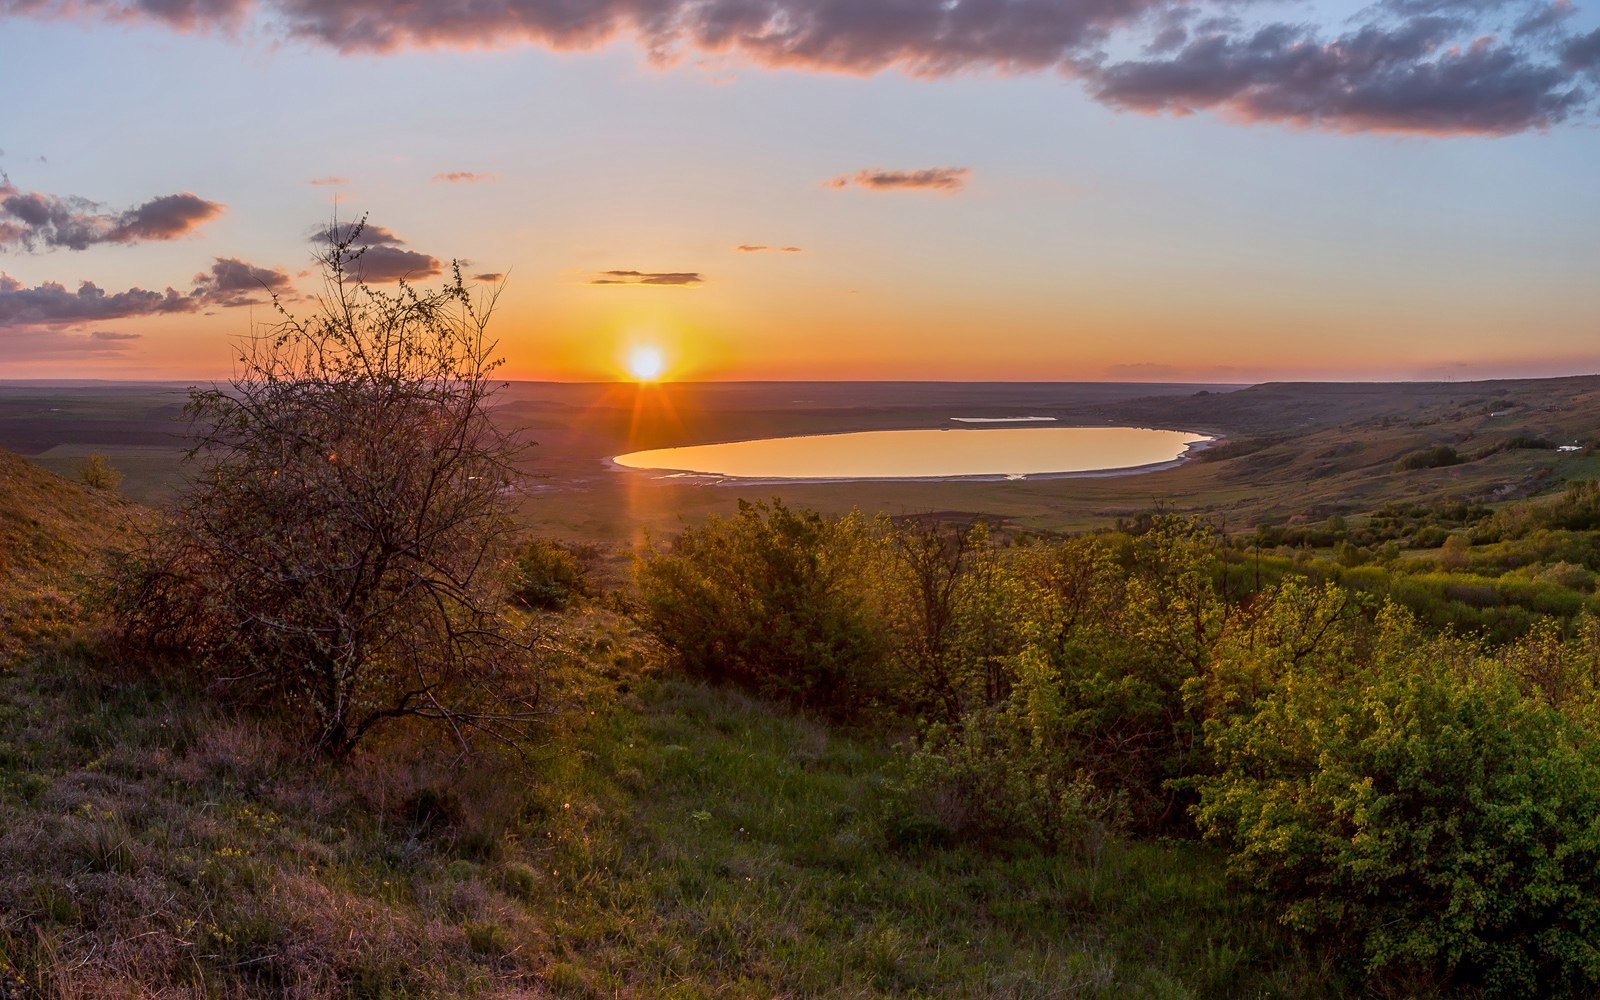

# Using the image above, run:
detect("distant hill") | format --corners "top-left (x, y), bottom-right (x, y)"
top-left (1056, 374), bottom-right (1600, 438)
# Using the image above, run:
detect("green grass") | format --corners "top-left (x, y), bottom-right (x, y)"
top-left (0, 639), bottom-right (1337, 998)
top-left (490, 677), bottom-right (1335, 997)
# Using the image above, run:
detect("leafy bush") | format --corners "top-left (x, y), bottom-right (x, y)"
top-left (1535, 481), bottom-right (1600, 532)
top-left (637, 499), bottom-right (883, 717)
top-left (1534, 561), bottom-right (1595, 592)
top-left (873, 520), bottom-right (1026, 723)
top-left (508, 538), bottom-right (588, 610)
top-left (907, 656), bottom-right (1124, 854)
top-left (76, 452), bottom-right (122, 492)
top-left (1395, 445), bottom-right (1462, 471)
top-left (902, 521), bottom-right (1243, 837)
top-left (1506, 434), bottom-right (1555, 450)
top-left (1197, 609), bottom-right (1600, 995)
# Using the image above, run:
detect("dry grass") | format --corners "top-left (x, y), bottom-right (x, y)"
top-left (0, 449), bottom-right (143, 659)
top-left (0, 647), bottom-right (574, 999)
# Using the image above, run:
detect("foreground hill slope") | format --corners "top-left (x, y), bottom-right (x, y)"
top-left (0, 455), bottom-right (1325, 997)
top-left (0, 448), bottom-right (139, 658)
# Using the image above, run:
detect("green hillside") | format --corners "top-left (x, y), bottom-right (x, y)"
top-left (0, 452), bottom-right (1321, 998)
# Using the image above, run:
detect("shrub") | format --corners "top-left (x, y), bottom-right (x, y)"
top-left (1197, 609), bottom-right (1600, 996)
top-left (1395, 445), bottom-right (1462, 471)
top-left (1439, 533), bottom-right (1470, 570)
top-left (508, 538), bottom-right (588, 610)
top-left (902, 520), bottom-right (1245, 838)
top-left (111, 219), bottom-right (538, 757)
top-left (637, 499), bottom-right (883, 717)
top-left (1535, 561), bottom-right (1594, 592)
top-left (76, 452), bottom-right (122, 492)
top-left (906, 649), bottom-right (1124, 853)
top-left (1506, 434), bottom-right (1555, 450)
top-left (874, 520), bottom-right (1023, 723)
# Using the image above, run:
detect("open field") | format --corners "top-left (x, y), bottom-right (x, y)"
top-left (5, 377), bottom-right (1600, 545)
top-left (6, 380), bottom-right (1600, 997)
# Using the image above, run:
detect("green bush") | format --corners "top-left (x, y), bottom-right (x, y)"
top-left (906, 655), bottom-right (1124, 854)
top-left (637, 499), bottom-right (883, 717)
top-left (1506, 434), bottom-right (1555, 450)
top-left (1534, 561), bottom-right (1595, 593)
top-left (508, 538), bottom-right (588, 610)
top-left (874, 520), bottom-right (1024, 723)
top-left (1197, 609), bottom-right (1600, 996)
top-left (1395, 445), bottom-right (1462, 471)
top-left (76, 452), bottom-right (122, 492)
top-left (902, 521), bottom-right (1238, 837)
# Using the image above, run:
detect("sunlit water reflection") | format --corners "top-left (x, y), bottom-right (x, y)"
top-left (613, 426), bottom-right (1213, 481)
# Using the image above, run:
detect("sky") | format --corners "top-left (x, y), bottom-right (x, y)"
top-left (1, 0), bottom-right (1598, 383)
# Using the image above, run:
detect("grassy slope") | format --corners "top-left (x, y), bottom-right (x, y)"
top-left (0, 450), bottom-right (1331, 998)
top-left (0, 449), bottom-right (141, 659)
top-left (516, 678), bottom-right (1330, 998)
top-left (0, 655), bottom-right (1330, 999)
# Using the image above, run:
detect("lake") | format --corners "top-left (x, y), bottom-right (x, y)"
top-left (612, 426), bottom-right (1213, 481)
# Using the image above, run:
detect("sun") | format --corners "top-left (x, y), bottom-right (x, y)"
top-left (628, 346), bottom-right (665, 382)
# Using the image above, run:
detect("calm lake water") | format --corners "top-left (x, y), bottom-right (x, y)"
top-left (613, 426), bottom-right (1213, 481)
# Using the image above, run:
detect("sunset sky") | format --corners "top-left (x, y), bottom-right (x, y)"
top-left (1, 0), bottom-right (1598, 382)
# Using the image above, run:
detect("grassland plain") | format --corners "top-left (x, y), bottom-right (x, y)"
top-left (7, 376), bottom-right (1600, 545)
top-left (0, 448), bottom-right (1345, 998)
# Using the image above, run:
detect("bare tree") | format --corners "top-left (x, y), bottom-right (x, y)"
top-left (118, 219), bottom-right (538, 757)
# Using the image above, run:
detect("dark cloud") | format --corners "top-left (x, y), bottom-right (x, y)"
top-left (736, 244), bottom-right (769, 252)
top-left (1567, 27), bottom-right (1600, 70)
top-left (472, 272), bottom-right (504, 282)
top-left (90, 330), bottom-right (142, 340)
top-left (1092, 17), bottom-right (1590, 134)
top-left (191, 256), bottom-right (294, 306)
top-left (782, 246), bottom-right (803, 252)
top-left (1515, 0), bottom-right (1576, 37)
top-left (5, 0), bottom-right (1597, 134)
top-left (433, 171), bottom-right (495, 183)
top-left (590, 270), bottom-right (704, 286)
top-left (109, 193), bottom-right (222, 241)
top-left (311, 220), bottom-right (406, 248)
top-left (0, 271), bottom-right (196, 326)
top-left (0, 178), bottom-right (223, 251)
top-left (827, 167), bottom-right (970, 192)
top-left (161, 0), bottom-right (1126, 71)
top-left (307, 220), bottom-right (443, 282)
top-left (0, 253), bottom-right (293, 329)
top-left (345, 246), bottom-right (443, 282)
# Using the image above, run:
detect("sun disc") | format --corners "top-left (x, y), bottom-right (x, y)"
top-left (628, 346), bottom-right (664, 381)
